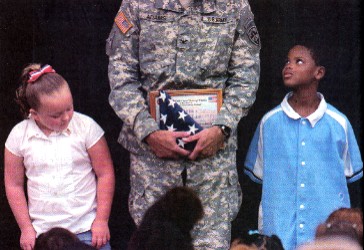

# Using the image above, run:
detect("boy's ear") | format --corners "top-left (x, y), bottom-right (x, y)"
top-left (315, 66), bottom-right (326, 80)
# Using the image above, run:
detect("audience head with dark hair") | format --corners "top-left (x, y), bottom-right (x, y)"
top-left (62, 241), bottom-right (97, 250)
top-left (127, 186), bottom-right (204, 250)
top-left (230, 240), bottom-right (258, 250)
top-left (231, 230), bottom-right (284, 250)
top-left (34, 227), bottom-right (78, 250)
top-left (315, 207), bottom-right (363, 246)
top-left (297, 236), bottom-right (361, 250)
top-left (34, 227), bottom-right (96, 250)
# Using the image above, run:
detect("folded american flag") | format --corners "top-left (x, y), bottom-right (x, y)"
top-left (158, 91), bottom-right (203, 151)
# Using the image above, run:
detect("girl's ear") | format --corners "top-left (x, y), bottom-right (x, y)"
top-left (29, 108), bottom-right (39, 120)
top-left (315, 66), bottom-right (326, 80)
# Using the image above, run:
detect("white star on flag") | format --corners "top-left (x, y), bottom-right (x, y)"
top-left (167, 124), bottom-right (177, 132)
top-left (161, 114), bottom-right (167, 124)
top-left (177, 139), bottom-right (185, 148)
top-left (178, 110), bottom-right (188, 121)
top-left (159, 91), bottom-right (167, 102)
top-left (168, 99), bottom-right (176, 108)
top-left (188, 124), bottom-right (199, 135)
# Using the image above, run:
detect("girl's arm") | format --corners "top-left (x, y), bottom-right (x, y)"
top-left (4, 148), bottom-right (36, 250)
top-left (87, 136), bottom-right (115, 249)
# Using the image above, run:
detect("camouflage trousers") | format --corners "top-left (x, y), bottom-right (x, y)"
top-left (128, 146), bottom-right (242, 250)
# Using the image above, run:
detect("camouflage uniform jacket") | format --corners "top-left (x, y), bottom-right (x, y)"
top-left (107, 0), bottom-right (260, 154)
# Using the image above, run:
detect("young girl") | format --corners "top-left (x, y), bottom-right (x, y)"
top-left (244, 44), bottom-right (363, 250)
top-left (4, 64), bottom-right (115, 250)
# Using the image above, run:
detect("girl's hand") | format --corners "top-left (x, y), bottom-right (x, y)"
top-left (91, 219), bottom-right (110, 249)
top-left (20, 226), bottom-right (36, 250)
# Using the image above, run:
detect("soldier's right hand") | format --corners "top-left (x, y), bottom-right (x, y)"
top-left (145, 130), bottom-right (191, 159)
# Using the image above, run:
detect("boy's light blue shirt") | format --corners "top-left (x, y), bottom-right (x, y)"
top-left (244, 92), bottom-right (363, 250)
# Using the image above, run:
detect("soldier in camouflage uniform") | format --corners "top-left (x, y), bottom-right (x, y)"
top-left (106, 0), bottom-right (260, 248)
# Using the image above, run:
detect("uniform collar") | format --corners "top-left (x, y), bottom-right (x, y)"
top-left (27, 118), bottom-right (72, 140)
top-left (155, 0), bottom-right (216, 13)
top-left (281, 92), bottom-right (327, 127)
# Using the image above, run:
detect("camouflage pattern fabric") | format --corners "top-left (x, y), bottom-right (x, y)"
top-left (107, 0), bottom-right (260, 248)
top-left (128, 140), bottom-right (242, 249)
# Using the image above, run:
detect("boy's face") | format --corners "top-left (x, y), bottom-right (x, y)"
top-left (282, 45), bottom-right (323, 88)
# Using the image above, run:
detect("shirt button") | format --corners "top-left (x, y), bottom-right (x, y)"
top-left (302, 121), bottom-right (306, 125)
top-left (300, 183), bottom-right (305, 188)
top-left (301, 161), bottom-right (306, 166)
top-left (299, 223), bottom-right (304, 229)
top-left (301, 141), bottom-right (306, 146)
top-left (300, 204), bottom-right (305, 209)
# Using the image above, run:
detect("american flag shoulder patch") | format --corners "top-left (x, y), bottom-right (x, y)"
top-left (115, 11), bottom-right (133, 34)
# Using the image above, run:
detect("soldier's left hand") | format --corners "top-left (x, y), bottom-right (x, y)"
top-left (183, 126), bottom-right (224, 161)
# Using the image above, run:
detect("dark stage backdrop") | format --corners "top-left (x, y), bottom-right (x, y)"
top-left (0, 0), bottom-right (361, 249)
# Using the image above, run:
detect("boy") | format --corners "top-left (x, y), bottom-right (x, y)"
top-left (244, 44), bottom-right (363, 250)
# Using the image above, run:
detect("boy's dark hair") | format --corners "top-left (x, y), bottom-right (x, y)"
top-left (127, 186), bottom-right (204, 250)
top-left (295, 41), bottom-right (325, 67)
top-left (290, 34), bottom-right (331, 69)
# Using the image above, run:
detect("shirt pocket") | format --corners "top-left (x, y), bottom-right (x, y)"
top-left (139, 12), bottom-right (178, 73)
top-left (199, 15), bottom-right (237, 77)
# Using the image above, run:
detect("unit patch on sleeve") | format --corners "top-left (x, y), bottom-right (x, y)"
top-left (115, 11), bottom-right (133, 34)
top-left (246, 20), bottom-right (260, 47)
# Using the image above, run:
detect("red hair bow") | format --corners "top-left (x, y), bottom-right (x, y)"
top-left (27, 65), bottom-right (56, 83)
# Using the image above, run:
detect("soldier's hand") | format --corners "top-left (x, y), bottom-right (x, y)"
top-left (183, 126), bottom-right (225, 161)
top-left (145, 130), bottom-right (191, 159)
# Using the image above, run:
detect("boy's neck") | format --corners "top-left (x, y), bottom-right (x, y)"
top-left (288, 91), bottom-right (321, 118)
